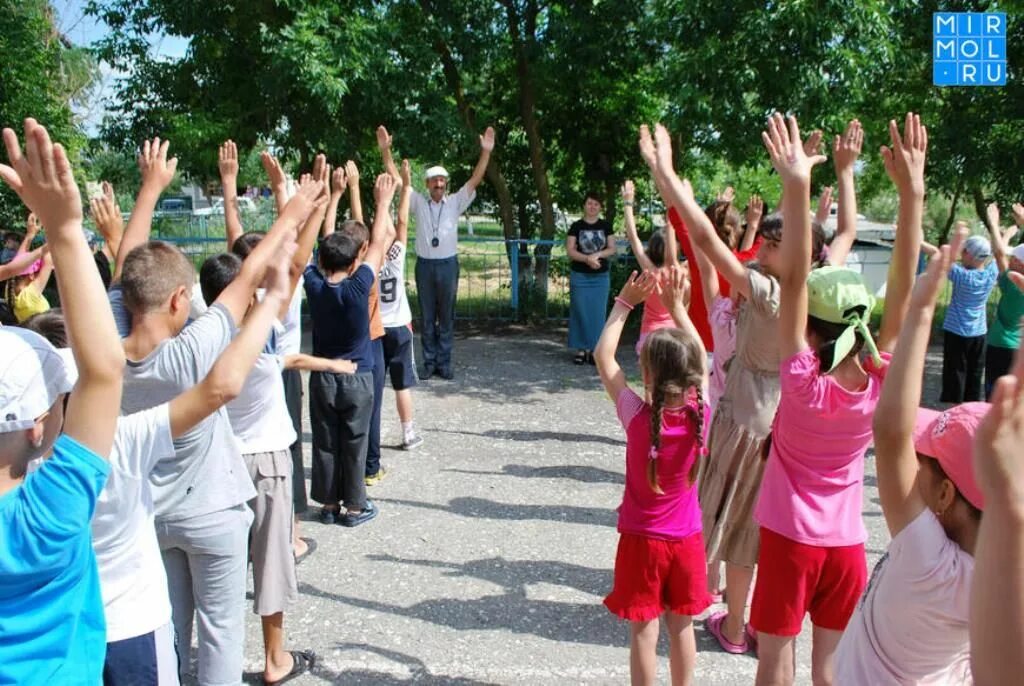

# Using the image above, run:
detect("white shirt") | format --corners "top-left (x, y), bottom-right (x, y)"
top-left (834, 509), bottom-right (973, 685)
top-left (92, 405), bottom-right (176, 642)
top-left (411, 185), bottom-right (476, 259)
top-left (276, 282), bottom-right (303, 356)
top-left (226, 324), bottom-right (298, 454)
top-left (379, 242), bottom-right (412, 328)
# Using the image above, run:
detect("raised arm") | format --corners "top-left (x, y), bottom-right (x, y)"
top-left (285, 158), bottom-right (331, 310)
top-left (219, 140), bottom-right (243, 248)
top-left (814, 185), bottom-right (833, 227)
top-left (169, 243), bottom-right (296, 438)
top-left (621, 180), bottom-right (654, 272)
top-left (397, 159), bottom-right (412, 246)
top-left (377, 125), bottom-right (401, 183)
top-left (261, 151), bottom-right (289, 216)
top-left (762, 113), bottom-right (826, 360)
top-left (322, 165), bottom-right (347, 238)
top-left (972, 322), bottom-right (1024, 686)
top-left (874, 232), bottom-right (967, 536)
top-left (18, 212), bottom-right (40, 253)
top-left (740, 195), bottom-right (763, 252)
top-left (363, 174), bottom-right (398, 273)
top-left (876, 113), bottom-right (928, 354)
top-left (90, 181), bottom-right (123, 261)
top-left (113, 137), bottom-right (178, 282)
top-left (985, 203), bottom-right (1015, 275)
top-left (284, 353), bottom-right (356, 374)
top-left (647, 124), bottom-right (749, 297)
top-left (829, 119), bottom-right (864, 267)
top-left (346, 160), bottom-right (363, 224)
top-left (0, 244), bottom-right (46, 281)
top-left (27, 247), bottom-right (54, 293)
top-left (215, 177), bottom-right (324, 323)
top-left (920, 240), bottom-right (940, 258)
top-left (465, 126), bottom-right (495, 192)
top-left (659, 263), bottom-right (707, 374)
top-left (594, 271), bottom-right (658, 401)
top-left (0, 119), bottom-right (124, 457)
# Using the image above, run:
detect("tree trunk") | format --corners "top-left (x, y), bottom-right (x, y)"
top-left (971, 185), bottom-right (989, 230)
top-left (940, 177), bottom-right (964, 244)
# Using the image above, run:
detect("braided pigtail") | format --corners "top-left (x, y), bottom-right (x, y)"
top-left (687, 386), bottom-right (706, 486)
top-left (647, 385), bottom-right (665, 495)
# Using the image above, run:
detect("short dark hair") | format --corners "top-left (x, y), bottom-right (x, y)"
top-left (231, 231), bottom-right (265, 259)
top-left (21, 309), bottom-right (67, 347)
top-left (200, 252), bottom-right (242, 305)
top-left (337, 219), bottom-right (369, 246)
top-left (584, 190), bottom-right (603, 206)
top-left (319, 232), bottom-right (362, 273)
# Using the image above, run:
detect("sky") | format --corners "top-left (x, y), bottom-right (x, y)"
top-left (52, 0), bottom-right (191, 133)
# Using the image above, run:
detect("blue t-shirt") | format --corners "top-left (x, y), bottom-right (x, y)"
top-left (943, 261), bottom-right (998, 338)
top-left (0, 434), bottom-right (110, 685)
top-left (303, 263), bottom-right (376, 369)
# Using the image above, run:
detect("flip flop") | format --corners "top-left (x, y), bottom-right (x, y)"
top-left (745, 623), bottom-right (758, 655)
top-left (706, 610), bottom-right (749, 655)
top-left (265, 649), bottom-right (315, 685)
top-left (294, 537), bottom-right (317, 566)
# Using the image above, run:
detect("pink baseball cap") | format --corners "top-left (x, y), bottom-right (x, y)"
top-left (912, 403), bottom-right (988, 511)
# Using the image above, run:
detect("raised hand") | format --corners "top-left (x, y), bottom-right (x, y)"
top-left (90, 185), bottom-right (124, 239)
top-left (658, 263), bottom-right (691, 311)
top-left (374, 172), bottom-right (397, 207)
top-left (311, 153), bottom-right (330, 189)
top-left (0, 119), bottom-right (83, 232)
top-left (653, 123), bottom-right (674, 172)
top-left (717, 186), bottom-right (736, 203)
top-left (1013, 202), bottom-right (1024, 228)
top-left (480, 126), bottom-right (496, 152)
top-left (815, 185), bottom-right (834, 223)
top-left (622, 179), bottom-right (635, 203)
top-left (833, 119), bottom-right (864, 173)
top-left (880, 112), bottom-right (927, 196)
top-left (138, 137), bottom-right (178, 191)
top-left (910, 225), bottom-right (968, 309)
top-left (746, 194), bottom-right (764, 227)
top-left (400, 158), bottom-right (411, 188)
top-left (262, 240), bottom-right (298, 300)
top-left (618, 269), bottom-right (659, 307)
top-left (803, 128), bottom-right (824, 158)
top-left (975, 335), bottom-right (1024, 507)
top-left (638, 125), bottom-right (657, 168)
top-left (25, 212), bottom-right (41, 238)
top-left (218, 140), bottom-right (239, 183)
top-left (278, 178), bottom-right (325, 226)
top-left (260, 151), bottom-right (287, 190)
top-left (376, 125), bottom-right (393, 151)
top-left (761, 112), bottom-right (827, 183)
top-left (345, 160), bottom-right (360, 187)
top-left (330, 166), bottom-right (347, 196)
top-left (987, 202), bottom-right (1001, 231)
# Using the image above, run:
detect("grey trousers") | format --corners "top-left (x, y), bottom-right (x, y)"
top-left (308, 370), bottom-right (373, 510)
top-left (157, 504), bottom-right (253, 686)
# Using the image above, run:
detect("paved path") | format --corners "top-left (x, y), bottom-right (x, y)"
top-left (206, 331), bottom-right (944, 684)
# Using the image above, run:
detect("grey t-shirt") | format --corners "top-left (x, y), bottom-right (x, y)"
top-left (110, 286), bottom-right (256, 521)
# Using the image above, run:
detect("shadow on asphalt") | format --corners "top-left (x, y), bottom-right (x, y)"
top-left (375, 496), bottom-right (616, 527)
top-left (434, 428), bottom-right (625, 447)
top-left (444, 463), bottom-right (624, 485)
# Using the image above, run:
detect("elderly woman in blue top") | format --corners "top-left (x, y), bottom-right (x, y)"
top-left (924, 223), bottom-right (998, 402)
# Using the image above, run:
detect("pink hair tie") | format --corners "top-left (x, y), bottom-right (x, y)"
top-left (648, 446), bottom-right (658, 461)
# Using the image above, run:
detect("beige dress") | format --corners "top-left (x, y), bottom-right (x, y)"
top-left (698, 269), bottom-right (782, 567)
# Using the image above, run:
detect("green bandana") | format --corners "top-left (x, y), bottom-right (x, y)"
top-left (806, 266), bottom-right (881, 373)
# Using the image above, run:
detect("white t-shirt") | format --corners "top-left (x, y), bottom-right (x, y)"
top-left (276, 281), bottom-right (303, 356)
top-left (92, 405), bottom-right (176, 643)
top-left (834, 509), bottom-right (973, 685)
top-left (226, 324), bottom-right (297, 454)
top-left (411, 185), bottom-right (476, 259)
top-left (379, 242), bottom-right (412, 328)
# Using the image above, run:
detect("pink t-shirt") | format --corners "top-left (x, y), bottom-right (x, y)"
top-left (834, 509), bottom-right (973, 683)
top-left (635, 292), bottom-right (676, 355)
top-left (755, 348), bottom-right (890, 546)
top-left (708, 296), bottom-right (737, 412)
top-left (615, 388), bottom-right (707, 540)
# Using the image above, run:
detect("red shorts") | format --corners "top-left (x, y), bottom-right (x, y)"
top-left (604, 532), bottom-right (711, 622)
top-left (750, 527), bottom-right (867, 636)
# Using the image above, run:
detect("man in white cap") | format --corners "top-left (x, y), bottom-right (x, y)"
top-left (378, 125), bottom-right (496, 380)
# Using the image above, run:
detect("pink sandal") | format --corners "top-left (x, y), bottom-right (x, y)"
top-left (706, 610), bottom-right (749, 655)
top-left (745, 623), bottom-right (758, 655)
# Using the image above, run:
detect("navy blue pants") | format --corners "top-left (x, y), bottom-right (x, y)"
top-left (415, 256), bottom-right (459, 371)
top-left (366, 338), bottom-right (385, 477)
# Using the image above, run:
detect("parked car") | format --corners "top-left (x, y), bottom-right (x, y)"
top-left (155, 196), bottom-right (193, 216)
top-left (193, 196), bottom-right (258, 216)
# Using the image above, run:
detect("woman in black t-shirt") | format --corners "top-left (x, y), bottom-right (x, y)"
top-left (566, 191), bottom-right (616, 364)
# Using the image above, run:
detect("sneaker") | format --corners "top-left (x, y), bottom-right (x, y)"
top-left (438, 366), bottom-right (454, 380)
top-left (402, 428), bottom-right (424, 450)
top-left (339, 500), bottom-right (378, 527)
top-left (364, 467), bottom-right (389, 486)
top-left (419, 365), bottom-right (435, 381)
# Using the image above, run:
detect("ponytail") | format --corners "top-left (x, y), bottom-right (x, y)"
top-left (647, 387), bottom-right (665, 495)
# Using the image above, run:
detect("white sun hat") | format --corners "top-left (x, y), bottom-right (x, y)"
top-left (0, 327), bottom-right (74, 433)
top-left (424, 166), bottom-right (449, 180)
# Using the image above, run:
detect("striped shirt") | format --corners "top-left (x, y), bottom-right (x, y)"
top-left (943, 261), bottom-right (997, 338)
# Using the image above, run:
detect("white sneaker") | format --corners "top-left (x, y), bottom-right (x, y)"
top-left (402, 427), bottom-right (424, 450)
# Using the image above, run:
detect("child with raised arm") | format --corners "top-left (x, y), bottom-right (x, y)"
top-left (4, 212), bottom-right (53, 322)
top-left (982, 202), bottom-right (1024, 398)
top-left (621, 177), bottom-right (681, 356)
top-left (109, 136), bottom-right (322, 684)
top-left (594, 266), bottom-right (711, 686)
top-left (643, 123), bottom-right (805, 654)
top-left (306, 174), bottom-right (396, 524)
top-left (0, 119), bottom-right (125, 684)
top-left (749, 113), bottom-right (923, 686)
top-left (834, 223), bottom-right (981, 684)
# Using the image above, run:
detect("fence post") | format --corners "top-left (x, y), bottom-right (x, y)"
top-left (509, 239), bottom-right (519, 317)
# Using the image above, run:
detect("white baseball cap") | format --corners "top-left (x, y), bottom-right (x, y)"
top-left (424, 166), bottom-right (449, 180)
top-left (0, 327), bottom-right (74, 433)
top-left (1011, 244), bottom-right (1024, 263)
top-left (964, 235), bottom-right (992, 260)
